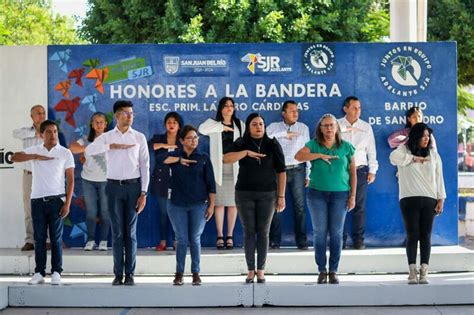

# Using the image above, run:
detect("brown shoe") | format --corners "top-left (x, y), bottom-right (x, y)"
top-left (317, 272), bottom-right (327, 284)
top-left (173, 272), bottom-right (184, 286)
top-left (328, 272), bottom-right (339, 284)
top-left (192, 273), bottom-right (201, 286)
top-left (46, 242), bottom-right (51, 250)
top-left (21, 243), bottom-right (34, 251)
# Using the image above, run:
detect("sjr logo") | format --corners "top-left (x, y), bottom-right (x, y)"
top-left (0, 148), bottom-right (14, 168)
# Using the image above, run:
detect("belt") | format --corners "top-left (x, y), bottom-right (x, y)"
top-left (285, 163), bottom-right (303, 170)
top-left (32, 194), bottom-right (65, 202)
top-left (356, 165), bottom-right (368, 170)
top-left (107, 178), bottom-right (140, 185)
top-left (24, 170), bottom-right (32, 175)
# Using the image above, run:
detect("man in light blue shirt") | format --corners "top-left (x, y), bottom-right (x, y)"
top-left (267, 100), bottom-right (310, 250)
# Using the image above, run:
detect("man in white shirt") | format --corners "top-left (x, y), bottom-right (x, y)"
top-left (267, 100), bottom-right (310, 250)
top-left (12, 120), bottom-right (75, 285)
top-left (12, 105), bottom-right (46, 251)
top-left (86, 100), bottom-right (150, 286)
top-left (338, 96), bottom-right (378, 249)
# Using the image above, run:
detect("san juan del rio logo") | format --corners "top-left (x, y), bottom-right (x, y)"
top-left (379, 45), bottom-right (432, 96)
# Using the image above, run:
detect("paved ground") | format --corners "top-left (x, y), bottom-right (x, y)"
top-left (1, 306), bottom-right (474, 314)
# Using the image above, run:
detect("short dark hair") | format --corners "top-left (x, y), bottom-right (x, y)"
top-left (113, 100), bottom-right (133, 113)
top-left (179, 125), bottom-right (198, 140)
top-left (40, 120), bottom-right (57, 133)
top-left (343, 96), bottom-right (359, 108)
top-left (164, 112), bottom-right (183, 129)
top-left (407, 123), bottom-right (432, 157)
top-left (405, 106), bottom-right (423, 128)
top-left (282, 100), bottom-right (297, 112)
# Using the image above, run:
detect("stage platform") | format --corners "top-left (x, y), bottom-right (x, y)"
top-left (1, 246), bottom-right (473, 275)
top-left (0, 273), bottom-right (473, 308)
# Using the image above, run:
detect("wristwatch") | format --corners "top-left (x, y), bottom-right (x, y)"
top-left (141, 191), bottom-right (148, 196)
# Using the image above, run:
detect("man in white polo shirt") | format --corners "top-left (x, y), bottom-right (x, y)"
top-left (12, 120), bottom-right (75, 285)
top-left (338, 96), bottom-right (378, 249)
top-left (86, 100), bottom-right (150, 286)
top-left (12, 104), bottom-right (46, 251)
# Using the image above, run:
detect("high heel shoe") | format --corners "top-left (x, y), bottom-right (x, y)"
top-left (216, 236), bottom-right (225, 250)
top-left (245, 271), bottom-right (255, 284)
top-left (225, 236), bottom-right (234, 250)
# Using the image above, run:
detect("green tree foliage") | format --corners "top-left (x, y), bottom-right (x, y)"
top-left (428, 0), bottom-right (474, 86)
top-left (80, 0), bottom-right (389, 44)
top-left (0, 0), bottom-right (81, 45)
top-left (427, 0), bottom-right (474, 115)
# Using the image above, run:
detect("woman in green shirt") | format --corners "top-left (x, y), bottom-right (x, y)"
top-left (295, 113), bottom-right (356, 284)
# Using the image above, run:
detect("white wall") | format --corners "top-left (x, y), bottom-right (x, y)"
top-left (0, 46), bottom-right (47, 248)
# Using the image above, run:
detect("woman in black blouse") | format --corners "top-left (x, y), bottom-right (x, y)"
top-left (149, 112), bottom-right (183, 251)
top-left (223, 113), bottom-right (286, 283)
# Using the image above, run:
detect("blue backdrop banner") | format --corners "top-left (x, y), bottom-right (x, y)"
top-left (47, 42), bottom-right (458, 248)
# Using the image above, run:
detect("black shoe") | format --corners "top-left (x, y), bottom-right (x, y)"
top-left (297, 244), bottom-right (308, 250)
top-left (270, 243), bottom-right (280, 250)
top-left (257, 277), bottom-right (266, 284)
top-left (216, 236), bottom-right (225, 250)
top-left (112, 276), bottom-right (123, 286)
top-left (354, 241), bottom-right (366, 250)
top-left (225, 236), bottom-right (234, 250)
top-left (124, 274), bottom-right (135, 286)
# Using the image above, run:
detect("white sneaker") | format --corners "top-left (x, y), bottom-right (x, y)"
top-left (98, 240), bottom-right (108, 251)
top-left (84, 240), bottom-right (96, 251)
top-left (51, 271), bottom-right (61, 285)
top-left (28, 273), bottom-right (45, 285)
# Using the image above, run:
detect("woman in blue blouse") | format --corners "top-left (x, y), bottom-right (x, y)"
top-left (164, 125), bottom-right (216, 286)
top-left (149, 112), bottom-right (183, 251)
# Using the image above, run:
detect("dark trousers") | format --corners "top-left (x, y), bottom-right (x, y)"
top-left (270, 164), bottom-right (307, 246)
top-left (31, 197), bottom-right (64, 276)
top-left (106, 181), bottom-right (140, 278)
top-left (236, 190), bottom-right (276, 271)
top-left (343, 166), bottom-right (368, 245)
top-left (400, 196), bottom-right (437, 265)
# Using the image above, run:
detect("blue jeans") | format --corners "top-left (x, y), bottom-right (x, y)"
top-left (157, 196), bottom-right (174, 242)
top-left (82, 179), bottom-right (110, 242)
top-left (31, 197), bottom-right (64, 276)
top-left (307, 189), bottom-right (349, 273)
top-left (343, 166), bottom-right (368, 245)
top-left (270, 164), bottom-right (307, 246)
top-left (168, 201), bottom-right (207, 273)
top-left (106, 181), bottom-right (140, 278)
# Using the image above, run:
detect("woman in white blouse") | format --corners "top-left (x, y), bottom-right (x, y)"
top-left (390, 123), bottom-right (446, 285)
top-left (198, 97), bottom-right (245, 249)
top-left (70, 112), bottom-right (110, 251)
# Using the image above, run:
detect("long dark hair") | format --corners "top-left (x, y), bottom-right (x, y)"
top-left (405, 106), bottom-right (423, 128)
top-left (315, 113), bottom-right (342, 147)
top-left (215, 96), bottom-right (242, 135)
top-left (87, 112), bottom-right (108, 142)
top-left (243, 113), bottom-right (268, 140)
top-left (406, 123), bottom-right (432, 157)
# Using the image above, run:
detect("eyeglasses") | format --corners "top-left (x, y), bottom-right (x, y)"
top-left (321, 123), bottom-right (336, 129)
top-left (184, 136), bottom-right (199, 141)
top-left (118, 111), bottom-right (135, 117)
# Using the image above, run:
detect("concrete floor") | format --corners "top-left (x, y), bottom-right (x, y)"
top-left (1, 305), bottom-right (474, 315)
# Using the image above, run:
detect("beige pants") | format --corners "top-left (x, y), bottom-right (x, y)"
top-left (22, 171), bottom-right (34, 244)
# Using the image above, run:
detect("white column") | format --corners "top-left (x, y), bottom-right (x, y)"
top-left (390, 0), bottom-right (425, 42)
